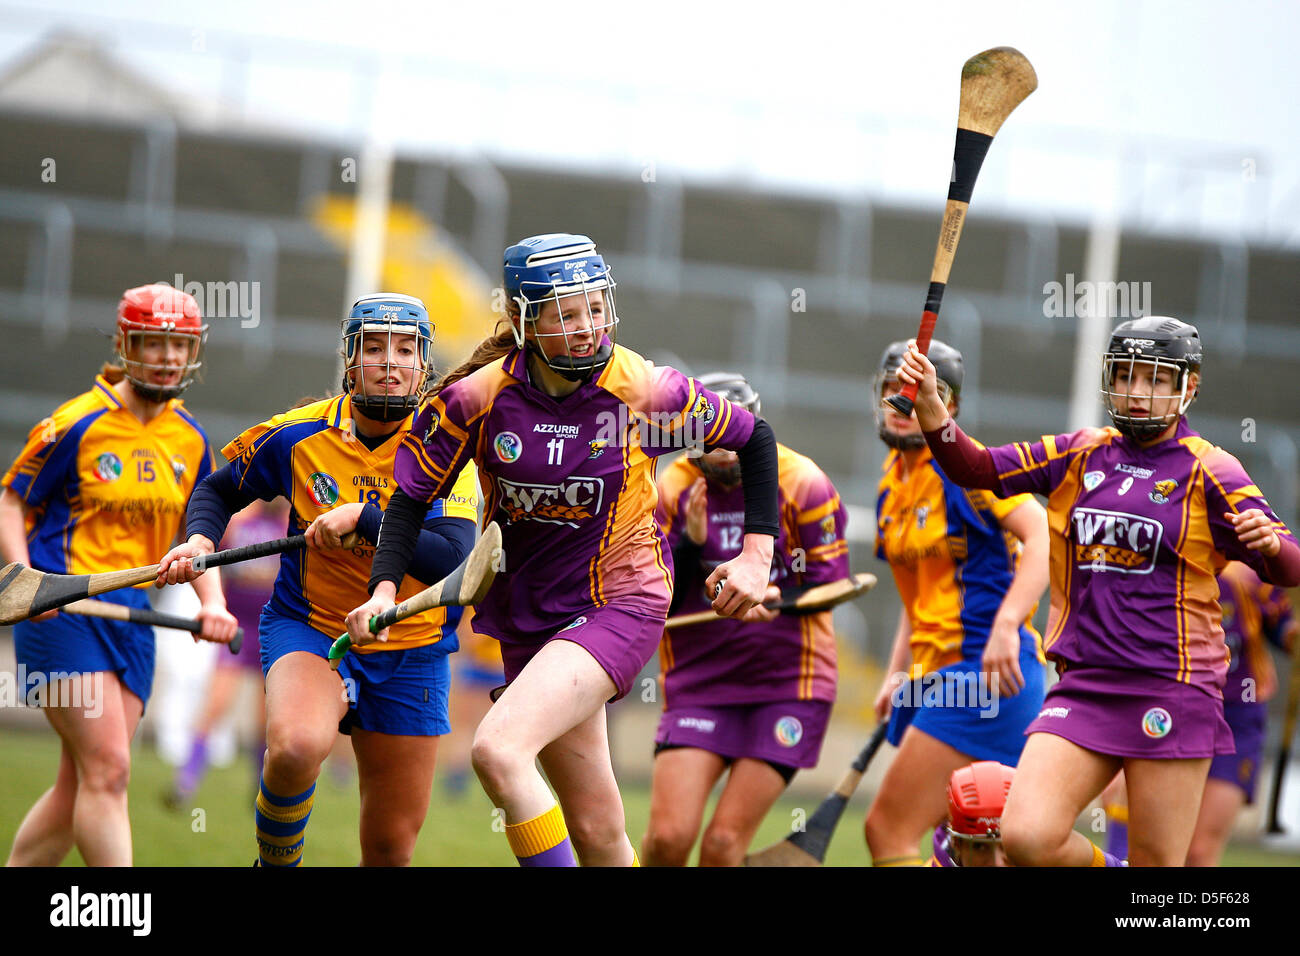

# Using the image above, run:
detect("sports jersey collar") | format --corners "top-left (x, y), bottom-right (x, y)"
top-left (882, 443), bottom-right (934, 482)
top-left (337, 394), bottom-right (412, 453)
top-left (503, 344), bottom-right (607, 412)
top-left (92, 373), bottom-right (184, 423)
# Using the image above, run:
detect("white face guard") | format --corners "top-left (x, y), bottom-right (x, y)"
top-left (342, 323), bottom-right (429, 423)
top-left (512, 276), bottom-right (619, 380)
top-left (1099, 355), bottom-right (1193, 440)
top-left (117, 326), bottom-right (207, 401)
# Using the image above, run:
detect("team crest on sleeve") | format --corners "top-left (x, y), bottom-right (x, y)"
top-left (494, 431), bottom-right (522, 463)
top-left (690, 394), bottom-right (716, 424)
top-left (307, 472), bottom-right (340, 507)
top-left (423, 411), bottom-right (441, 443)
top-left (1149, 479), bottom-right (1178, 504)
top-left (820, 514), bottom-right (837, 544)
top-left (1083, 470), bottom-right (1104, 491)
top-left (94, 453), bottom-right (122, 483)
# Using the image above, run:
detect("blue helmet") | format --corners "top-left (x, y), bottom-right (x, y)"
top-left (340, 293), bottom-right (434, 422)
top-left (503, 233), bottom-right (618, 381)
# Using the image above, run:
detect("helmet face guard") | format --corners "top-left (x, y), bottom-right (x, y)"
top-left (873, 340), bottom-right (960, 451)
top-left (503, 234), bottom-right (619, 382)
top-left (1100, 318), bottom-right (1202, 442)
top-left (341, 293), bottom-right (434, 423)
top-left (116, 284), bottom-right (208, 402)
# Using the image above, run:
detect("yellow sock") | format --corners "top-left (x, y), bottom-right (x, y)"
top-left (505, 804), bottom-right (575, 867)
top-left (873, 854), bottom-right (924, 867)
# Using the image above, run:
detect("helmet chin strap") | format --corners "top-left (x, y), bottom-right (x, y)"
top-left (878, 422), bottom-right (927, 450)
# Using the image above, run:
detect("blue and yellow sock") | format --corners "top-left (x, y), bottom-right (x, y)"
top-left (505, 804), bottom-right (577, 867)
top-left (255, 778), bottom-right (315, 867)
top-left (1103, 801), bottom-right (1129, 860)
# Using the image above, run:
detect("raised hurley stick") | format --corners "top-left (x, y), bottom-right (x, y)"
top-left (885, 46), bottom-right (1037, 417)
top-left (64, 599), bottom-right (245, 655)
top-left (745, 723), bottom-right (890, 866)
top-left (666, 573), bottom-right (877, 629)
top-left (328, 522), bottom-right (503, 670)
top-left (0, 532), bottom-right (357, 625)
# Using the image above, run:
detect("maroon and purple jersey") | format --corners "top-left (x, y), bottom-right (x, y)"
top-left (655, 444), bottom-right (848, 707)
top-left (987, 419), bottom-right (1297, 695)
top-left (1218, 561), bottom-right (1296, 707)
top-left (395, 344), bottom-right (755, 645)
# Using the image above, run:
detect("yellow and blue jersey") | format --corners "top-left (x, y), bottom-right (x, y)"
top-left (223, 394), bottom-right (478, 652)
top-left (876, 446), bottom-right (1044, 676)
top-left (2, 374), bottom-right (215, 576)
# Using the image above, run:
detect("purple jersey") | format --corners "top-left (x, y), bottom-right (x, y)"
top-left (1218, 561), bottom-right (1295, 707)
top-left (217, 505), bottom-right (286, 632)
top-left (656, 444), bottom-right (848, 707)
top-left (987, 419), bottom-right (1297, 695)
top-left (395, 344), bottom-right (755, 645)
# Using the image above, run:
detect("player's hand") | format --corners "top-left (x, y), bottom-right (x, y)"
top-left (1227, 509), bottom-right (1281, 556)
top-left (981, 616), bottom-right (1024, 697)
top-left (155, 535), bottom-right (216, 588)
top-left (306, 503), bottom-right (365, 551)
top-left (738, 584), bottom-right (781, 623)
top-left (705, 534), bottom-right (774, 618)
top-left (684, 478), bottom-right (708, 546)
top-left (873, 672), bottom-right (903, 723)
top-left (894, 342), bottom-right (949, 432)
top-left (345, 583), bottom-right (396, 646)
top-left (195, 601), bottom-right (239, 645)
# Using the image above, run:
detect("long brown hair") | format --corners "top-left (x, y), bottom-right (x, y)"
top-left (433, 322), bottom-right (517, 396)
top-left (99, 362), bottom-right (126, 384)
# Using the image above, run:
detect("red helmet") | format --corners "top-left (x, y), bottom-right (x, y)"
top-left (115, 283), bottom-right (208, 400)
top-left (947, 761), bottom-right (1015, 841)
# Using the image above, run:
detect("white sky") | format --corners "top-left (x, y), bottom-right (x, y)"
top-left (3, 0), bottom-right (1297, 243)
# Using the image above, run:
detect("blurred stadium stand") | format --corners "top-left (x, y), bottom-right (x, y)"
top-left (1, 31), bottom-right (1298, 673)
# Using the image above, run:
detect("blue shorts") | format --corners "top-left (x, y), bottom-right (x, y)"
top-left (13, 587), bottom-right (155, 708)
top-left (259, 606), bottom-right (451, 737)
top-left (886, 641), bottom-right (1046, 767)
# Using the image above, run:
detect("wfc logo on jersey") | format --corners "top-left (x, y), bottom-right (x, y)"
top-left (1070, 507), bottom-right (1162, 574)
top-left (496, 476), bottom-right (605, 528)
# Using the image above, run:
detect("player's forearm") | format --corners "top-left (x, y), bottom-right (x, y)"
top-left (737, 418), bottom-right (779, 537)
top-left (191, 565), bottom-right (227, 609)
top-left (1261, 536), bottom-right (1300, 588)
top-left (184, 465), bottom-right (250, 546)
top-left (920, 420), bottom-right (999, 489)
top-left (993, 524), bottom-right (1049, 631)
top-left (0, 487), bottom-right (32, 566)
top-left (367, 487), bottom-right (426, 594)
top-left (886, 610), bottom-right (913, 676)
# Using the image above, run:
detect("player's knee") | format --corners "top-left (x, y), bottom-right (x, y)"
top-left (999, 811), bottom-right (1063, 866)
top-left (265, 725), bottom-right (331, 781)
top-left (698, 824), bottom-right (746, 867)
top-left (863, 805), bottom-right (894, 854)
top-left (79, 746), bottom-right (131, 797)
top-left (469, 735), bottom-right (529, 795)
top-left (566, 813), bottom-right (625, 860)
top-left (641, 823), bottom-right (695, 867)
top-left (361, 832), bottom-right (416, 867)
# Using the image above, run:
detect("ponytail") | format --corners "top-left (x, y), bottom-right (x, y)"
top-left (434, 323), bottom-right (517, 396)
top-left (99, 362), bottom-right (126, 384)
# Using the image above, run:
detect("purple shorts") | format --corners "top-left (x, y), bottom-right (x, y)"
top-left (1027, 664), bottom-right (1235, 759)
top-left (1208, 702), bottom-right (1266, 801)
top-left (495, 604), bottom-right (665, 702)
top-left (653, 700), bottom-right (833, 769)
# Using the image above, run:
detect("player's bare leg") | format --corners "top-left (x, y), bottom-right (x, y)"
top-left (352, 729), bottom-right (438, 866)
top-left (537, 705), bottom-right (633, 865)
top-left (642, 747), bottom-right (727, 866)
top-left (263, 651), bottom-right (349, 795)
top-left (1124, 756), bottom-right (1212, 867)
top-left (1001, 732), bottom-right (1120, 866)
top-left (471, 639), bottom-right (619, 861)
top-left (865, 726), bottom-right (970, 864)
top-left (10, 672), bottom-right (142, 866)
top-left (698, 758), bottom-right (787, 867)
top-left (1185, 777), bottom-right (1245, 867)
top-left (6, 743), bottom-right (77, 866)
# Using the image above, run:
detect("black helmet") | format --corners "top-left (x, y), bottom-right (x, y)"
top-left (1101, 316), bottom-right (1201, 441)
top-left (873, 339), bottom-right (963, 450)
